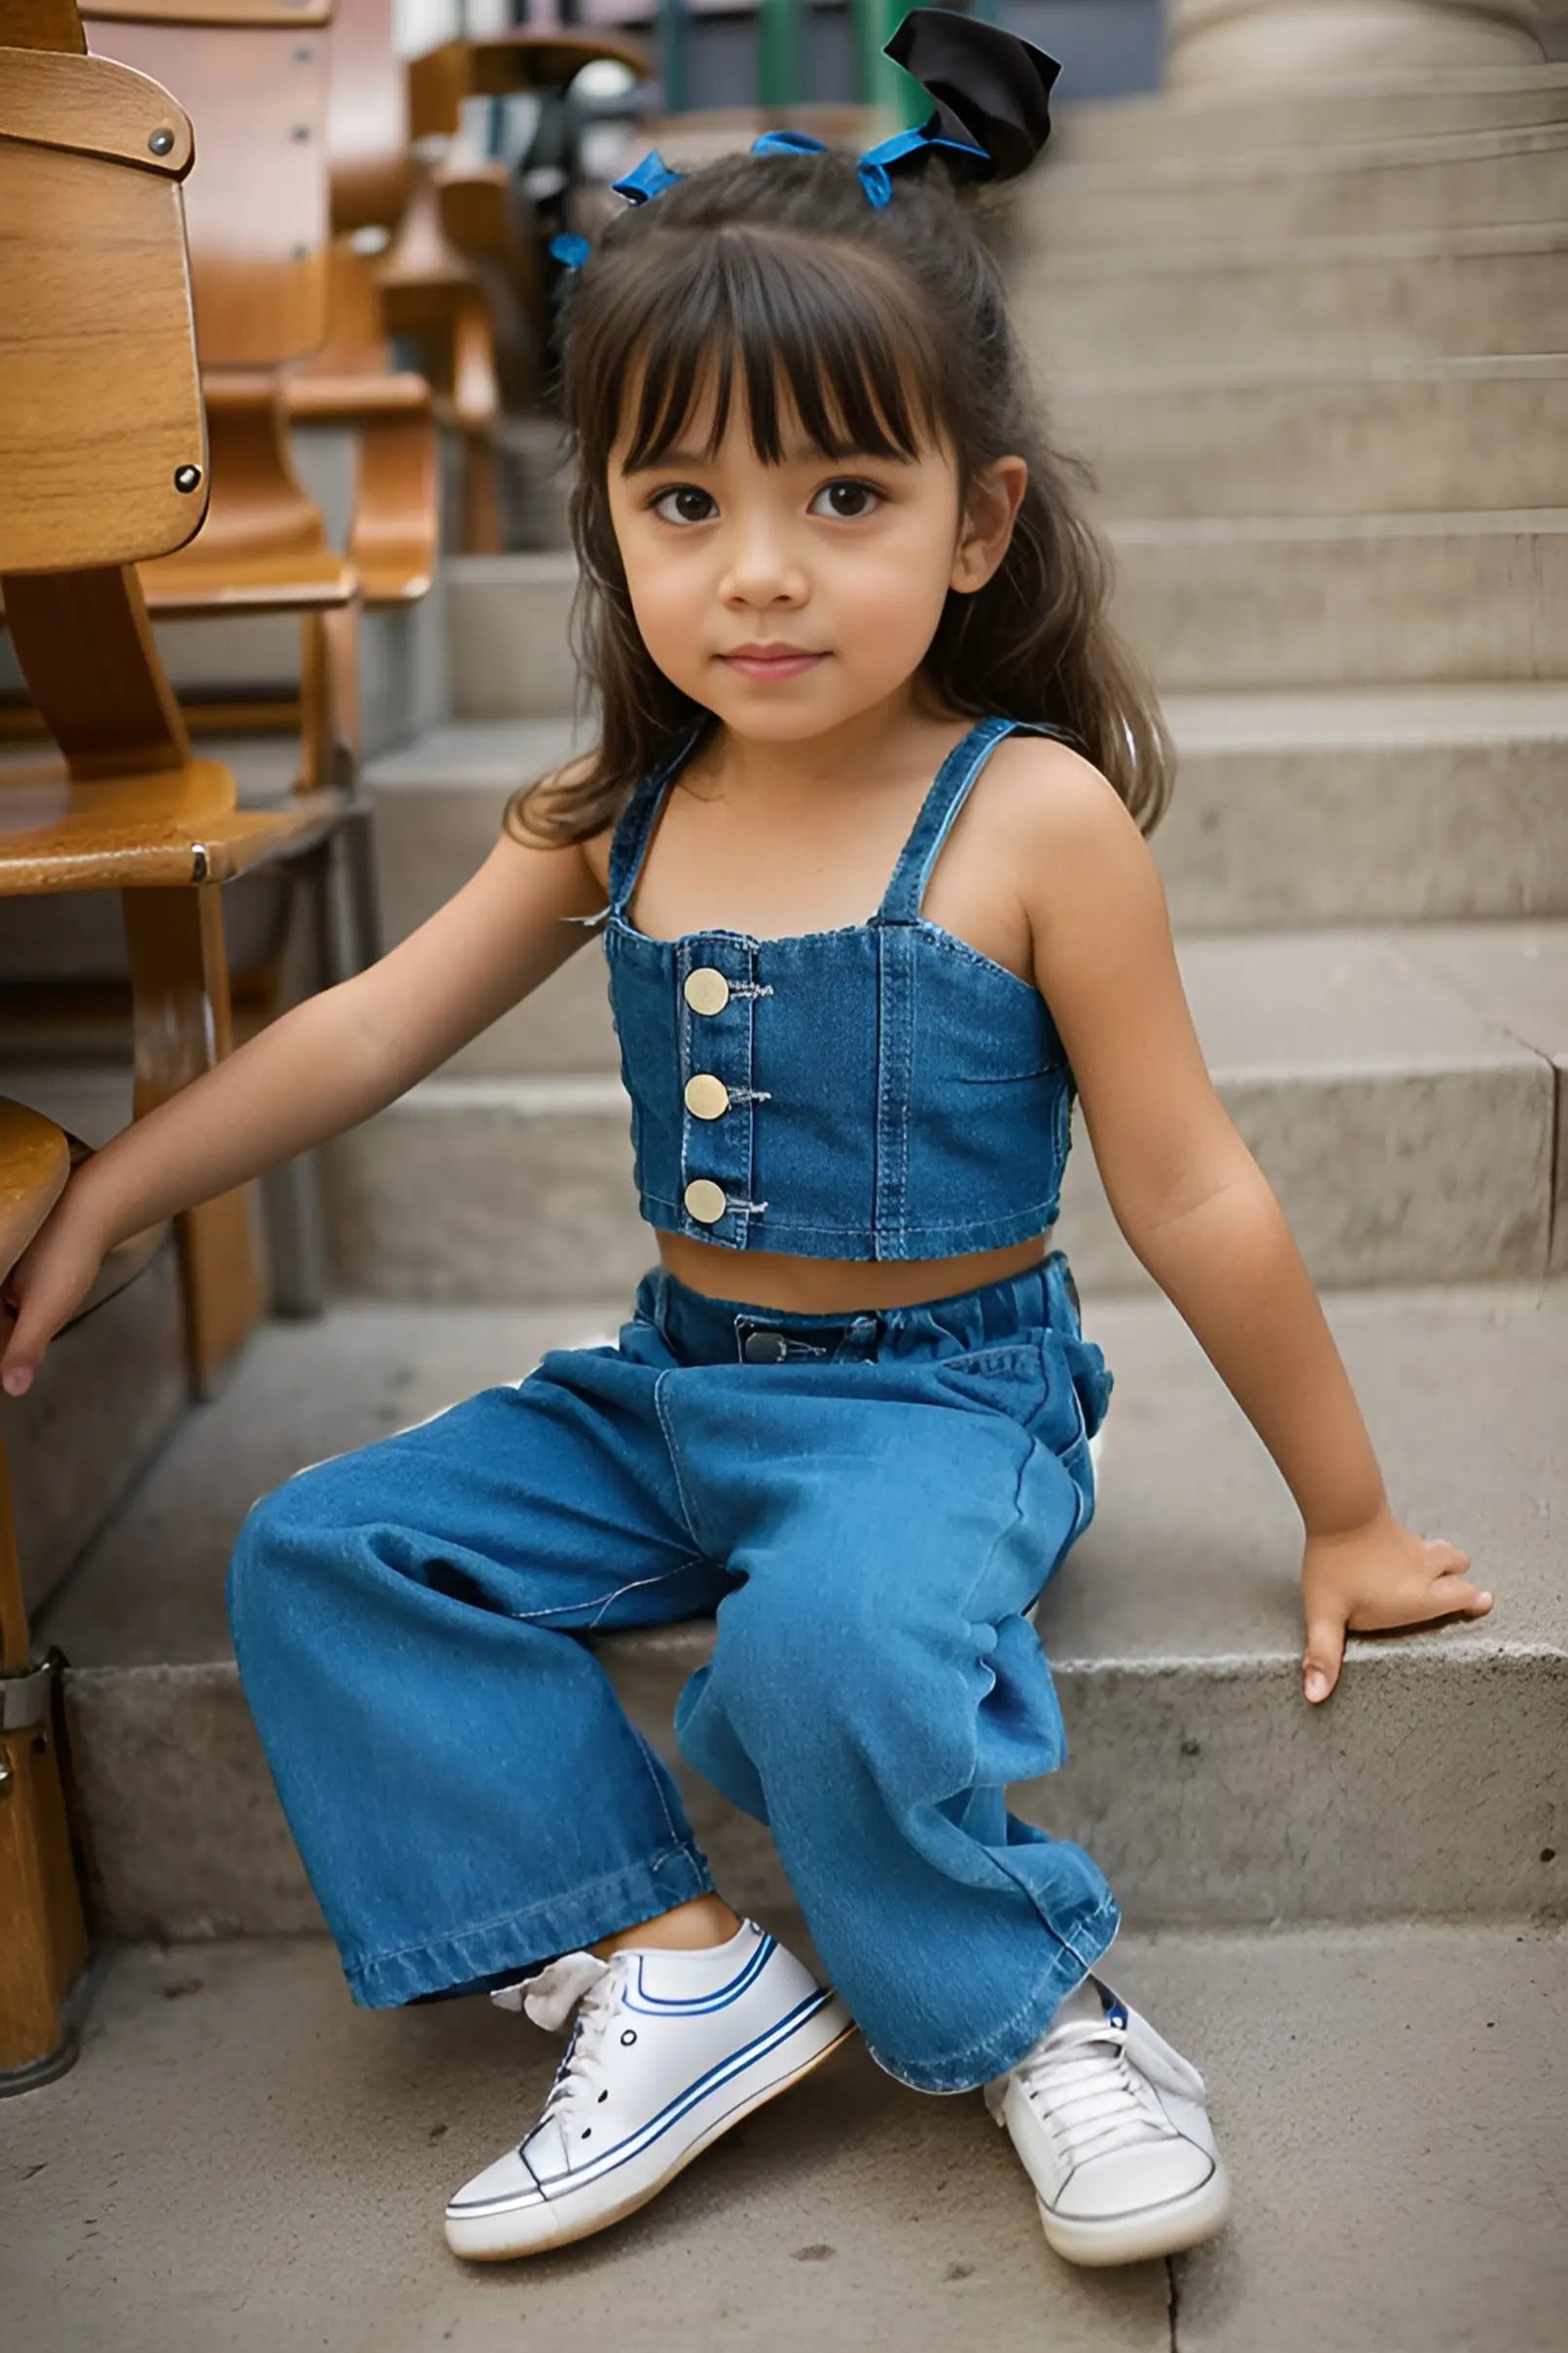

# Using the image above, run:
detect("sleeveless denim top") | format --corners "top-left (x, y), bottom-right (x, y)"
top-left (601, 713), bottom-right (1076, 1261)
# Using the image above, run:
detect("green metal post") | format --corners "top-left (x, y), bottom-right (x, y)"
top-left (851, 0), bottom-right (928, 127)
top-left (758, 0), bottom-right (805, 114)
top-left (658, 0), bottom-right (689, 118)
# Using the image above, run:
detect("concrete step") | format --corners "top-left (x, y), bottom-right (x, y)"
top-left (303, 921), bottom-right (1563, 1303)
top-left (444, 518), bottom-right (1568, 711)
top-left (37, 1279), bottom-right (1567, 1944)
top-left (7, 1919), bottom-right (1563, 2352)
top-left (1154, 685), bottom-right (1568, 927)
top-left (1014, 223), bottom-right (1568, 370)
top-left (1055, 355), bottom-right (1568, 518)
top-left (1031, 119), bottom-right (1568, 245)
top-left (1112, 510), bottom-right (1568, 691)
top-left (364, 695), bottom-right (1568, 955)
top-left (1051, 62), bottom-right (1568, 162)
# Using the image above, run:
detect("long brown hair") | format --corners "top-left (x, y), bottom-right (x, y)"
top-left (503, 142), bottom-right (1172, 847)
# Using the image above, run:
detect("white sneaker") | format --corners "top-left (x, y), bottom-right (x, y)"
top-left (984, 1971), bottom-right (1231, 2266)
top-left (445, 1918), bottom-right (856, 2260)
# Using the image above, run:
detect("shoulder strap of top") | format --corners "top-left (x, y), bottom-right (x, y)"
top-left (876, 716), bottom-right (1076, 924)
top-left (606, 719), bottom-right (709, 918)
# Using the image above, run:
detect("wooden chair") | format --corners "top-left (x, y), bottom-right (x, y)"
top-left (383, 27), bottom-right (650, 553)
top-left (82, 0), bottom-right (362, 788)
top-left (291, 0), bottom-right (439, 640)
top-left (0, 0), bottom-right (353, 2090)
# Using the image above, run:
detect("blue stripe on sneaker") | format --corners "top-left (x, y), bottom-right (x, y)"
top-left (624, 1931), bottom-right (774, 2016)
top-left (471, 1988), bottom-right (839, 2211)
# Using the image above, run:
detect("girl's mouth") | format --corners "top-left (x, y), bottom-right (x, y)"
top-left (719, 652), bottom-right (827, 680)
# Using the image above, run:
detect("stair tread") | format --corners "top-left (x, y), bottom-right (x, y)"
top-left (3, 1919), bottom-right (1561, 2350)
top-left (1057, 348), bottom-right (1568, 390)
top-left (1042, 114), bottom-right (1568, 190)
top-left (38, 1276), bottom-right (1567, 1674)
top-left (364, 716), bottom-right (585, 790)
top-left (361, 686), bottom-right (1568, 778)
top-left (1162, 680), bottom-right (1568, 745)
top-left (1112, 507), bottom-right (1568, 542)
top-left (1028, 217), bottom-right (1568, 277)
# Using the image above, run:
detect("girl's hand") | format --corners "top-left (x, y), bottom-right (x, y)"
top-left (1300, 1504), bottom-right (1492, 1704)
top-left (1, 1189), bottom-right (112, 1400)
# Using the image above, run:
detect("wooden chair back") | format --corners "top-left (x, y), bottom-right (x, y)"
top-left (83, 0), bottom-right (334, 368)
top-left (326, 0), bottom-right (408, 237)
top-left (0, 45), bottom-right (207, 575)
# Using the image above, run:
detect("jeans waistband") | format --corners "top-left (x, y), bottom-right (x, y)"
top-left (634, 1252), bottom-right (1084, 1369)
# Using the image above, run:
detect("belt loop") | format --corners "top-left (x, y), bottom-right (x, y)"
top-left (843, 1311), bottom-right (880, 1361)
top-left (648, 1266), bottom-right (675, 1349)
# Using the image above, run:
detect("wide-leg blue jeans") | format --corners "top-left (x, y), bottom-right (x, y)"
top-left (227, 1250), bottom-right (1120, 2092)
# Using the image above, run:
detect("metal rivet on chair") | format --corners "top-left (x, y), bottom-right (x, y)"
top-left (148, 127), bottom-right (175, 156)
top-left (174, 465), bottom-right (202, 493)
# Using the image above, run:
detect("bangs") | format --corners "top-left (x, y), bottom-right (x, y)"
top-left (598, 231), bottom-right (949, 471)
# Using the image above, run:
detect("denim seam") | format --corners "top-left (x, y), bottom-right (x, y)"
top-left (950, 1415), bottom-right (1106, 1993)
top-left (635, 1194), bottom-right (1062, 1242)
top-left (347, 1845), bottom-right (703, 1974)
top-left (941, 1343), bottom-right (1046, 1374)
top-left (652, 1367), bottom-right (709, 1556)
top-left (501, 1555), bottom-right (710, 1632)
top-left (861, 1893), bottom-right (1123, 2092)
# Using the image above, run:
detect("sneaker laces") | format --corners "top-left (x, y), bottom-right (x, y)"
top-left (1014, 2003), bottom-right (1178, 2170)
top-left (490, 1950), bottom-right (632, 2135)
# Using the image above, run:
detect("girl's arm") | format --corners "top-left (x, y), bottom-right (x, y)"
top-left (0, 797), bottom-right (607, 1394)
top-left (1021, 748), bottom-right (1493, 1706)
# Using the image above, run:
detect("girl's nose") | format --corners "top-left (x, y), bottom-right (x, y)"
top-left (719, 522), bottom-right (809, 608)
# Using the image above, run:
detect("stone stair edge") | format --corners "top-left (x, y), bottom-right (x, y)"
top-left (1027, 217), bottom-right (1568, 277)
top-left (61, 1625), bottom-right (1563, 1692)
top-left (1040, 111), bottom-right (1568, 190)
top-left (1051, 351), bottom-right (1568, 391)
top-left (364, 684), bottom-right (1568, 769)
top-left (1061, 60), bottom-right (1568, 125)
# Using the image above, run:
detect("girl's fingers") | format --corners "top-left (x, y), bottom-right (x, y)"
top-left (1301, 1609), bottom-right (1346, 1704)
top-left (1346, 1572), bottom-right (1495, 1635)
top-left (1427, 1573), bottom-right (1493, 1618)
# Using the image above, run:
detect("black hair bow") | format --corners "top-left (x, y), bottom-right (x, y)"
top-left (883, 6), bottom-right (1060, 186)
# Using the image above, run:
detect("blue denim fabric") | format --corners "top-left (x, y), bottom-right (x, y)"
top-left (227, 1252), bottom-right (1119, 2093)
top-left (602, 715), bottom-right (1079, 1261)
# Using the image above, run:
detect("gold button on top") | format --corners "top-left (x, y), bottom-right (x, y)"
top-left (684, 967), bottom-right (730, 1016)
top-left (683, 1178), bottom-right (728, 1225)
top-left (684, 1073), bottom-right (730, 1121)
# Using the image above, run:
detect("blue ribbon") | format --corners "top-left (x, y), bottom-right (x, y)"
top-left (553, 112), bottom-right (991, 270)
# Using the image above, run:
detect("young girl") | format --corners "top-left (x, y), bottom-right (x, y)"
top-left (3, 4), bottom-right (1489, 2282)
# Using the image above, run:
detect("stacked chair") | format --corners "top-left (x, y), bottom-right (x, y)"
top-left (381, 20), bottom-right (650, 550)
top-left (0, 0), bottom-right (655, 2098)
top-left (0, 0), bottom-right (368, 2090)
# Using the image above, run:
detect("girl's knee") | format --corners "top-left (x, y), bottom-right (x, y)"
top-left (226, 1462), bottom-right (354, 1651)
top-left (694, 1582), bottom-right (949, 1777)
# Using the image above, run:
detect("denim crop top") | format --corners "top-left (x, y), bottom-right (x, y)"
top-left (600, 713), bottom-right (1077, 1262)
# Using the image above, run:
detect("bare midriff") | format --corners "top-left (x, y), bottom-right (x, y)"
top-left (656, 1229), bottom-right (1053, 1314)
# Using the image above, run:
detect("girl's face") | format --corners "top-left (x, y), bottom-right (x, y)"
top-left (606, 364), bottom-right (1026, 741)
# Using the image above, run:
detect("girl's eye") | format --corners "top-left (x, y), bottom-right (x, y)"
top-left (810, 481), bottom-right (882, 520)
top-left (650, 486), bottom-right (717, 525)
top-left (645, 475), bottom-right (880, 522)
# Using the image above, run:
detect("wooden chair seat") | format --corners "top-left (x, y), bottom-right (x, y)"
top-left (0, 755), bottom-right (341, 894)
top-left (285, 372), bottom-right (437, 608)
top-left (138, 542), bottom-right (356, 619)
top-left (0, 1095), bottom-right (166, 1323)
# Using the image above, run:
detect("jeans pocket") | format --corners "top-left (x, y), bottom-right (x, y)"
top-left (934, 1340), bottom-right (1057, 1444)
